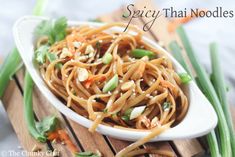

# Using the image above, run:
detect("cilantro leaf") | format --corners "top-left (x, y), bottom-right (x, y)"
top-left (36, 116), bottom-right (58, 136)
top-left (46, 52), bottom-right (57, 62)
top-left (46, 52), bottom-right (63, 69)
top-left (35, 45), bottom-right (49, 64)
top-left (34, 20), bottom-right (52, 37)
top-left (52, 17), bottom-right (67, 42)
top-left (35, 17), bottom-right (68, 45)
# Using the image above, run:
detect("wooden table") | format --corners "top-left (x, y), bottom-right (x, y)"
top-left (2, 0), bottom-right (235, 156)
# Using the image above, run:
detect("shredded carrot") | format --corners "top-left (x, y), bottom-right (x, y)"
top-left (58, 130), bottom-right (78, 153)
top-left (168, 9), bottom-right (207, 33)
top-left (84, 75), bottom-right (106, 88)
top-left (47, 131), bottom-right (59, 141)
top-left (47, 129), bottom-right (79, 153)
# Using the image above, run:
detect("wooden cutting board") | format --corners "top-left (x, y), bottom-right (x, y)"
top-left (2, 0), bottom-right (234, 156)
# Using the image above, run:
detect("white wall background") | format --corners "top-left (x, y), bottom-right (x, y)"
top-left (0, 0), bottom-right (235, 155)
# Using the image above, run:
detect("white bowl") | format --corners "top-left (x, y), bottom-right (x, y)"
top-left (13, 16), bottom-right (218, 141)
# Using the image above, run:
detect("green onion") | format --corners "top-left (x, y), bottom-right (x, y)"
top-left (0, 48), bottom-right (21, 97)
top-left (103, 108), bottom-right (108, 113)
top-left (75, 151), bottom-right (100, 157)
top-left (23, 0), bottom-right (49, 143)
top-left (102, 74), bottom-right (118, 93)
top-left (178, 73), bottom-right (192, 84)
top-left (177, 25), bottom-right (231, 157)
top-left (169, 41), bottom-right (192, 76)
top-left (131, 49), bottom-right (155, 59)
top-left (210, 42), bottom-right (235, 157)
top-left (102, 53), bottom-right (113, 64)
top-left (24, 72), bottom-right (46, 142)
top-left (121, 115), bottom-right (129, 122)
top-left (162, 102), bottom-right (171, 111)
top-left (168, 32), bottom-right (220, 157)
top-left (121, 108), bottom-right (133, 121)
top-left (207, 131), bottom-right (221, 157)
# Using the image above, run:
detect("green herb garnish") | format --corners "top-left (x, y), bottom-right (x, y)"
top-left (102, 53), bottom-right (113, 64)
top-left (178, 73), bottom-right (192, 84)
top-left (162, 102), bottom-right (171, 111)
top-left (35, 17), bottom-right (67, 45)
top-left (36, 116), bottom-right (58, 136)
top-left (121, 108), bottom-right (133, 121)
top-left (131, 49), bottom-right (155, 59)
top-left (102, 74), bottom-right (119, 93)
top-left (35, 45), bottom-right (49, 64)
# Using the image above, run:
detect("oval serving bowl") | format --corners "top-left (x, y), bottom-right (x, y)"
top-left (13, 16), bottom-right (218, 142)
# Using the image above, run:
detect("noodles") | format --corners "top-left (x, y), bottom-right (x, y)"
top-left (36, 22), bottom-right (189, 157)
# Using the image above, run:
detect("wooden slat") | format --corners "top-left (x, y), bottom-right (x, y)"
top-left (2, 81), bottom-right (47, 157)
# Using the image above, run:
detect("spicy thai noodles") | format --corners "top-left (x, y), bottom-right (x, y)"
top-left (35, 22), bottom-right (188, 157)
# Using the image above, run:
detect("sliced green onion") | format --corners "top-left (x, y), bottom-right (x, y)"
top-left (210, 42), bottom-right (235, 157)
top-left (178, 73), bottom-right (192, 84)
top-left (121, 115), bottom-right (129, 122)
top-left (102, 74), bottom-right (118, 93)
top-left (177, 25), bottom-right (231, 157)
top-left (102, 53), bottom-right (112, 64)
top-left (131, 49), bottom-right (155, 59)
top-left (162, 102), bottom-right (171, 111)
top-left (103, 108), bottom-right (108, 113)
top-left (121, 108), bottom-right (133, 121)
top-left (129, 106), bottom-right (146, 120)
